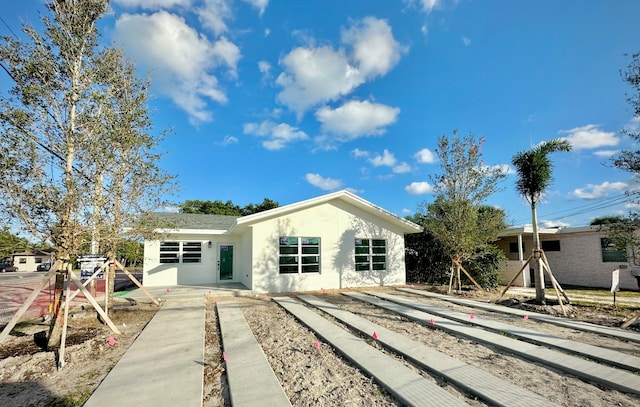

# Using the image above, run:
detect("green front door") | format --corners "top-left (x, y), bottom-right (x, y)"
top-left (219, 245), bottom-right (233, 281)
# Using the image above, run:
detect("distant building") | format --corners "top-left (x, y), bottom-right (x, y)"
top-left (495, 226), bottom-right (639, 290)
top-left (10, 250), bottom-right (56, 272)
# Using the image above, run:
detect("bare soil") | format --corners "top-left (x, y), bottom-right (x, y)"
top-left (2, 286), bottom-right (640, 406)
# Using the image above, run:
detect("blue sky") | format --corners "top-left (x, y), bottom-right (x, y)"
top-left (3, 0), bottom-right (640, 227)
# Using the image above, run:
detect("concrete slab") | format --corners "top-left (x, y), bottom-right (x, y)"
top-left (399, 288), bottom-right (640, 344)
top-left (273, 296), bottom-right (470, 407)
top-left (298, 294), bottom-right (558, 407)
top-left (389, 289), bottom-right (640, 372)
top-left (116, 283), bottom-right (252, 302)
top-left (345, 291), bottom-right (640, 396)
top-left (216, 300), bottom-right (291, 407)
top-left (84, 299), bottom-right (205, 407)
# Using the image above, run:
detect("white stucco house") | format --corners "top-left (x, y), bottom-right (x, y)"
top-left (143, 190), bottom-right (422, 293)
top-left (496, 225), bottom-right (640, 290)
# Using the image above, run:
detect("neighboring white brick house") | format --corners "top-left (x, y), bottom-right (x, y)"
top-left (496, 226), bottom-right (639, 290)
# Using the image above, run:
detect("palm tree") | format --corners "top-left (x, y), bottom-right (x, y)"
top-left (512, 139), bottom-right (571, 303)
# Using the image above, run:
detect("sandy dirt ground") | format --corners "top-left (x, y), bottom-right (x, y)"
top-left (2, 286), bottom-right (640, 406)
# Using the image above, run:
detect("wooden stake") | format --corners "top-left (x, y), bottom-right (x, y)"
top-left (621, 313), bottom-right (640, 329)
top-left (114, 260), bottom-right (159, 306)
top-left (67, 270), bottom-right (120, 335)
top-left (448, 265), bottom-right (455, 294)
top-left (499, 254), bottom-right (533, 300)
top-left (58, 264), bottom-right (72, 368)
top-left (540, 260), bottom-right (567, 316)
top-left (540, 251), bottom-right (570, 304)
top-left (0, 265), bottom-right (59, 344)
top-left (454, 260), bottom-right (484, 291)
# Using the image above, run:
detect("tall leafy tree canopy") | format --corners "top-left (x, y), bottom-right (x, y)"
top-left (180, 198), bottom-right (279, 216)
top-left (414, 131), bottom-right (507, 287)
top-left (0, 0), bottom-right (175, 261)
top-left (511, 139), bottom-right (572, 207)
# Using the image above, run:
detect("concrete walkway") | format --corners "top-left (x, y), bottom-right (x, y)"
top-left (297, 294), bottom-right (558, 407)
top-left (391, 289), bottom-right (640, 372)
top-left (345, 291), bottom-right (640, 396)
top-left (399, 288), bottom-right (640, 344)
top-left (217, 300), bottom-right (291, 407)
top-left (273, 296), bottom-right (470, 407)
top-left (84, 298), bottom-right (205, 407)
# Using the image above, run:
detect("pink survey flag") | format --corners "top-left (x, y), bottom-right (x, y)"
top-left (314, 340), bottom-right (321, 349)
top-left (470, 314), bottom-right (475, 320)
top-left (430, 318), bottom-right (436, 325)
top-left (166, 288), bottom-right (170, 293)
top-left (107, 336), bottom-right (116, 346)
top-left (372, 331), bottom-right (378, 340)
top-left (523, 315), bottom-right (529, 320)
top-left (263, 294), bottom-right (269, 300)
top-left (222, 352), bottom-right (228, 361)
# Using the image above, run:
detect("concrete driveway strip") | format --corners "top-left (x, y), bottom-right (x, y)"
top-left (273, 296), bottom-right (470, 407)
top-left (399, 288), bottom-right (640, 344)
top-left (216, 300), bottom-right (292, 407)
top-left (387, 290), bottom-right (640, 372)
top-left (344, 291), bottom-right (640, 396)
top-left (84, 299), bottom-right (205, 407)
top-left (297, 294), bottom-right (558, 407)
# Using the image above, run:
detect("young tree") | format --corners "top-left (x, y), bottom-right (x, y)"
top-left (613, 52), bottom-right (640, 175)
top-left (0, 0), bottom-right (175, 347)
top-left (511, 139), bottom-right (571, 303)
top-left (420, 131), bottom-right (507, 290)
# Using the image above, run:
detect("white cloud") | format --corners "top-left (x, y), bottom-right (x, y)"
top-left (406, 0), bottom-right (441, 14)
top-left (305, 173), bottom-right (343, 190)
top-left (276, 17), bottom-right (403, 115)
top-left (593, 149), bottom-right (619, 158)
top-left (405, 181), bottom-right (433, 195)
top-left (258, 60), bottom-right (271, 81)
top-left (315, 100), bottom-right (399, 140)
top-left (220, 135), bottom-right (238, 145)
top-left (369, 149), bottom-right (397, 167)
top-left (113, 0), bottom-right (192, 8)
top-left (393, 162), bottom-right (412, 174)
top-left (559, 124), bottom-right (619, 150)
top-left (570, 181), bottom-right (628, 199)
top-left (243, 120), bottom-right (308, 150)
top-left (114, 11), bottom-right (240, 124)
top-left (241, 0), bottom-right (268, 16)
top-left (197, 0), bottom-right (232, 35)
top-left (341, 17), bottom-right (403, 80)
top-left (539, 220), bottom-right (571, 228)
top-left (414, 148), bottom-right (436, 164)
top-left (351, 148), bottom-right (370, 158)
top-left (462, 37), bottom-right (471, 46)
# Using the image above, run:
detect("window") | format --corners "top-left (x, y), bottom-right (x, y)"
top-left (601, 238), bottom-right (627, 263)
top-left (541, 240), bottom-right (561, 252)
top-left (509, 242), bottom-right (524, 253)
top-left (355, 238), bottom-right (386, 272)
top-left (279, 237), bottom-right (320, 274)
top-left (35, 257), bottom-right (43, 263)
top-left (159, 241), bottom-right (202, 264)
top-left (19, 258), bottom-right (26, 264)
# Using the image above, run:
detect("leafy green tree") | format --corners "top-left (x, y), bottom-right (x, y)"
top-left (180, 198), bottom-right (279, 215)
top-left (613, 52), bottom-right (640, 174)
top-left (590, 216), bottom-right (626, 225)
top-left (512, 138), bottom-right (571, 303)
top-left (0, 1), bottom-right (174, 290)
top-left (0, 229), bottom-right (31, 259)
top-left (419, 131), bottom-right (507, 289)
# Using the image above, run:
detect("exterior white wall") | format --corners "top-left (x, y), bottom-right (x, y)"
top-left (143, 234), bottom-right (239, 287)
top-left (497, 230), bottom-right (639, 290)
top-left (248, 200), bottom-right (407, 293)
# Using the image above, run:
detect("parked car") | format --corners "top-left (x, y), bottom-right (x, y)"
top-left (0, 263), bottom-right (17, 272)
top-left (36, 262), bottom-right (53, 272)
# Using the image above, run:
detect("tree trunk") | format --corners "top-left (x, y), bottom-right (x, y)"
top-left (531, 203), bottom-right (546, 304)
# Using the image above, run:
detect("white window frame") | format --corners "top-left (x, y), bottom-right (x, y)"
top-left (159, 241), bottom-right (202, 264)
